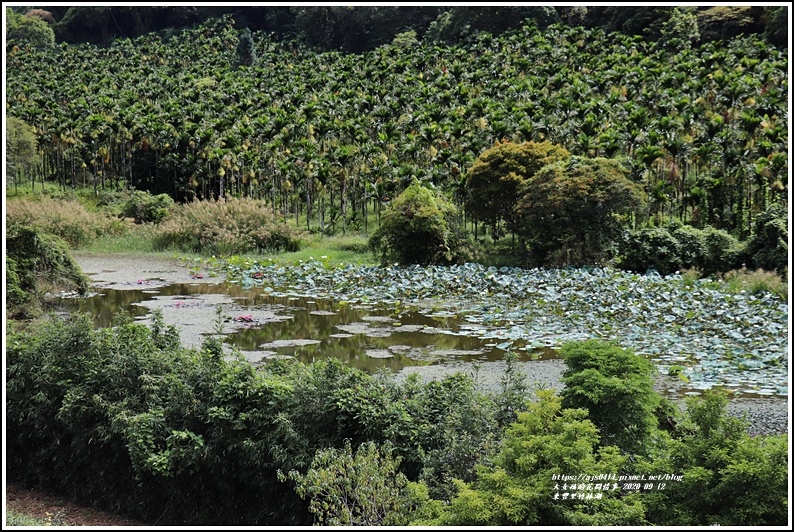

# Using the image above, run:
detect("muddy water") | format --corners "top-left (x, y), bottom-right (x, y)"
top-left (55, 281), bottom-right (558, 374)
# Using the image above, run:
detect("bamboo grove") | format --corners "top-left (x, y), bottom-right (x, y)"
top-left (5, 15), bottom-right (788, 239)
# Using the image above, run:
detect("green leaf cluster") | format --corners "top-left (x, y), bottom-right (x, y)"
top-left (637, 391), bottom-right (789, 525)
top-left (6, 314), bottom-right (516, 525)
top-left (369, 180), bottom-right (467, 265)
top-left (464, 140), bottom-right (570, 237)
top-left (620, 221), bottom-right (746, 276)
top-left (119, 190), bottom-right (175, 224)
top-left (5, 224), bottom-right (90, 319)
top-left (5, 7), bottom-right (55, 50)
top-left (515, 156), bottom-right (646, 266)
top-left (559, 339), bottom-right (662, 456)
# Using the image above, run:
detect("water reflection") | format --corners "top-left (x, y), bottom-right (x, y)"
top-left (56, 282), bottom-right (559, 374)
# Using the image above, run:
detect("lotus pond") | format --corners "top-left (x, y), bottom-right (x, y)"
top-left (59, 258), bottom-right (789, 398)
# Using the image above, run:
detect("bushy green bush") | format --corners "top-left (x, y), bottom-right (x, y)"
top-left (6, 197), bottom-right (128, 248)
top-left (411, 389), bottom-right (646, 526)
top-left (559, 339), bottom-right (664, 456)
top-left (285, 441), bottom-right (412, 526)
top-left (637, 391), bottom-right (788, 525)
top-left (152, 197), bottom-right (303, 255)
top-left (6, 314), bottom-right (509, 525)
top-left (619, 222), bottom-right (745, 276)
top-left (120, 190), bottom-right (175, 224)
top-left (7, 315), bottom-right (786, 526)
top-left (369, 180), bottom-right (469, 266)
top-left (5, 224), bottom-right (90, 318)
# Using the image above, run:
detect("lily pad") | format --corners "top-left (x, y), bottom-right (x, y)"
top-left (366, 349), bottom-right (393, 359)
top-left (259, 339), bottom-right (321, 348)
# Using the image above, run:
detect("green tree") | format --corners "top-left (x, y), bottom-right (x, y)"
top-left (235, 27), bottom-right (256, 68)
top-left (284, 440), bottom-right (412, 526)
top-left (745, 202), bottom-right (788, 276)
top-left (5, 7), bottom-right (55, 50)
top-left (515, 156), bottom-right (647, 267)
top-left (369, 179), bottom-right (467, 266)
top-left (638, 391), bottom-right (788, 525)
top-left (413, 389), bottom-right (646, 525)
top-left (465, 140), bottom-right (570, 240)
top-left (5, 116), bottom-right (39, 192)
top-left (6, 224), bottom-right (90, 319)
top-left (659, 7), bottom-right (700, 51)
top-left (558, 340), bottom-right (665, 456)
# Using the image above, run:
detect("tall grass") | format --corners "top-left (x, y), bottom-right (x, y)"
top-left (152, 197), bottom-right (304, 255)
top-left (721, 267), bottom-right (788, 300)
top-left (6, 197), bottom-right (130, 248)
top-left (680, 266), bottom-right (788, 301)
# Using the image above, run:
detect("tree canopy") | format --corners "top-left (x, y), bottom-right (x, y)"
top-left (515, 156), bottom-right (647, 266)
top-left (464, 140), bottom-right (570, 239)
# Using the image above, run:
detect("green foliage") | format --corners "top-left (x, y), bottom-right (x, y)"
top-left (5, 16), bottom-right (787, 244)
top-left (659, 7), bottom-right (700, 50)
top-left (559, 340), bottom-right (662, 456)
top-left (418, 389), bottom-right (645, 526)
top-left (762, 6), bottom-right (788, 47)
top-left (637, 391), bottom-right (788, 525)
top-left (235, 27), bottom-right (256, 68)
top-left (745, 202), bottom-right (788, 276)
top-left (5, 116), bottom-right (39, 186)
top-left (6, 307), bottom-right (786, 526)
top-left (152, 197), bottom-right (303, 255)
top-left (369, 180), bottom-right (468, 266)
top-left (6, 197), bottom-right (129, 248)
top-left (5, 224), bottom-right (90, 319)
top-left (119, 190), bottom-right (175, 224)
top-left (285, 440), bottom-right (412, 526)
top-left (5, 313), bottom-right (514, 525)
top-left (5, 7), bottom-right (55, 50)
top-left (465, 140), bottom-right (570, 238)
top-left (720, 267), bottom-right (788, 301)
top-left (425, 6), bottom-right (560, 43)
top-left (619, 222), bottom-right (745, 276)
top-left (515, 156), bottom-right (646, 267)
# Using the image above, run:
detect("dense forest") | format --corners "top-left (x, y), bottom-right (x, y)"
top-left (6, 6), bottom-right (788, 246)
top-left (7, 5), bottom-right (789, 51)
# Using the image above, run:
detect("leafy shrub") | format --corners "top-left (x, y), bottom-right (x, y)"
top-left (745, 202), bottom-right (788, 276)
top-left (559, 339), bottom-right (663, 456)
top-left (6, 197), bottom-right (128, 248)
top-left (618, 225), bottom-right (682, 275)
top-left (699, 225), bottom-right (747, 274)
top-left (5, 6), bottom-right (55, 50)
top-left (152, 197), bottom-right (303, 255)
top-left (5, 224), bottom-right (90, 318)
top-left (619, 222), bottom-right (745, 276)
top-left (6, 314), bottom-right (510, 525)
top-left (120, 190), bottom-right (175, 224)
top-left (414, 389), bottom-right (646, 526)
top-left (285, 441), bottom-right (412, 526)
top-left (369, 180), bottom-right (469, 266)
top-left (638, 391), bottom-right (788, 525)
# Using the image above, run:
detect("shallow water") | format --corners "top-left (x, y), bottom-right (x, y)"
top-left (55, 282), bottom-right (559, 374)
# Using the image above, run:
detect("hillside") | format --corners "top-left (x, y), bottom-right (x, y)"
top-left (6, 15), bottom-right (788, 242)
